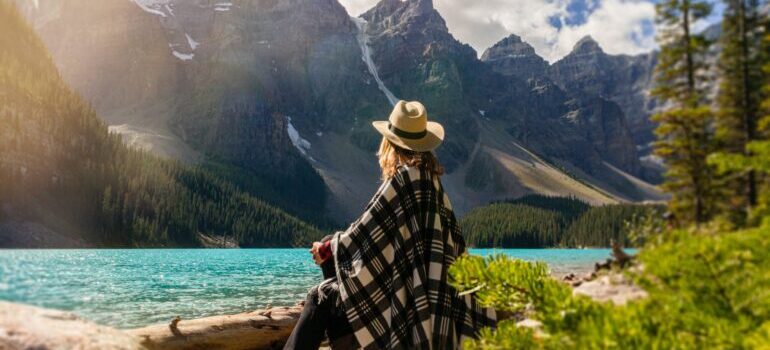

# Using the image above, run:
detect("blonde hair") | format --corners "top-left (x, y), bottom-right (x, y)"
top-left (377, 137), bottom-right (444, 180)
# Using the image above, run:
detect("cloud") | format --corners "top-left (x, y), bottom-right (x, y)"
top-left (337, 0), bottom-right (658, 63)
top-left (546, 0), bottom-right (657, 61)
top-left (339, 0), bottom-right (380, 16)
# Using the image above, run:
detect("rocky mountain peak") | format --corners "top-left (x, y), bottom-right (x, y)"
top-left (392, 0), bottom-right (435, 13)
top-left (572, 35), bottom-right (603, 54)
top-left (481, 33), bottom-right (547, 79)
top-left (365, 0), bottom-right (435, 17)
top-left (481, 34), bottom-right (539, 61)
top-left (363, 0), bottom-right (446, 35)
top-left (411, 0), bottom-right (435, 12)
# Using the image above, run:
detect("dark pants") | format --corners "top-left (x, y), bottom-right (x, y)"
top-left (284, 236), bottom-right (356, 350)
top-left (283, 281), bottom-right (355, 349)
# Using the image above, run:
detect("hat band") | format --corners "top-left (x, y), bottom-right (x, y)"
top-left (389, 123), bottom-right (427, 140)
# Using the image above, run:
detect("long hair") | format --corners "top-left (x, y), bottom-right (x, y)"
top-left (377, 137), bottom-right (444, 180)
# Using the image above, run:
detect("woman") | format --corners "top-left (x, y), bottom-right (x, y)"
top-left (284, 101), bottom-right (496, 350)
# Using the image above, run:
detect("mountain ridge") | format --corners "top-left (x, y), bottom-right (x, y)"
top-left (16, 0), bottom-right (666, 224)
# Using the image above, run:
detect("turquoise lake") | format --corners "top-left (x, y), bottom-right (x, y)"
top-left (0, 249), bottom-right (619, 328)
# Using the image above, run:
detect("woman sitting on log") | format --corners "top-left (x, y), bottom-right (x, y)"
top-left (284, 101), bottom-right (496, 349)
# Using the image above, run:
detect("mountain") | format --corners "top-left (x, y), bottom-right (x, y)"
top-left (0, 1), bottom-right (321, 248)
top-left (17, 0), bottom-right (666, 223)
top-left (483, 34), bottom-right (660, 181)
top-left (15, 0), bottom-right (376, 224)
top-left (353, 0), bottom-right (662, 208)
top-left (548, 36), bottom-right (658, 149)
top-left (481, 35), bottom-right (644, 175)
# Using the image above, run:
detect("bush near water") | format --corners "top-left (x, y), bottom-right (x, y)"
top-left (450, 224), bottom-right (770, 349)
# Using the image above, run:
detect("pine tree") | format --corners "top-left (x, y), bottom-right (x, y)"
top-left (652, 0), bottom-right (717, 225)
top-left (710, 12), bottom-right (770, 224)
top-left (715, 0), bottom-right (766, 222)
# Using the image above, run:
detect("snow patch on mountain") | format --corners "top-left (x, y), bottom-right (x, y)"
top-left (286, 117), bottom-right (314, 161)
top-left (172, 51), bottom-right (194, 61)
top-left (109, 124), bottom-right (166, 152)
top-left (108, 124), bottom-right (201, 162)
top-left (640, 154), bottom-right (664, 167)
top-left (214, 2), bottom-right (233, 12)
top-left (352, 17), bottom-right (399, 106)
top-left (185, 33), bottom-right (199, 50)
top-left (131, 0), bottom-right (167, 17)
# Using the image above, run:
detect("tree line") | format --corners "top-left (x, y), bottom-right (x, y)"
top-left (461, 195), bottom-right (659, 248)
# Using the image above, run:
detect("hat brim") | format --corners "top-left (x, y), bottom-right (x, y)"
top-left (372, 121), bottom-right (445, 152)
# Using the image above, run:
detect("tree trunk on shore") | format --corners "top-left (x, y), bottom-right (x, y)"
top-left (128, 306), bottom-right (303, 350)
top-left (0, 301), bottom-right (303, 350)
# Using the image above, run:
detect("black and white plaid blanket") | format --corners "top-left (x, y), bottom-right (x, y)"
top-left (330, 166), bottom-right (496, 349)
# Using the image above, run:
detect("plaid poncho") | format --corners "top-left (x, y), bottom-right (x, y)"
top-left (330, 166), bottom-right (496, 349)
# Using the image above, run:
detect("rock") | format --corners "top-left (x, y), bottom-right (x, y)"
top-left (563, 96), bottom-right (642, 176)
top-left (562, 272), bottom-right (585, 287)
top-left (572, 274), bottom-right (647, 305)
top-left (516, 318), bottom-right (543, 329)
top-left (0, 301), bottom-right (144, 350)
top-left (0, 221), bottom-right (90, 248)
top-left (197, 232), bottom-right (239, 248)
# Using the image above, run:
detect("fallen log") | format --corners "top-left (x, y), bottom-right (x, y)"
top-left (0, 301), bottom-right (304, 350)
top-left (127, 305), bottom-right (303, 350)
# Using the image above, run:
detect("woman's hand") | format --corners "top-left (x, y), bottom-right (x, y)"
top-left (310, 241), bottom-right (328, 265)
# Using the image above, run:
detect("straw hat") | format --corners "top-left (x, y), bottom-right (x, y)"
top-left (372, 100), bottom-right (445, 152)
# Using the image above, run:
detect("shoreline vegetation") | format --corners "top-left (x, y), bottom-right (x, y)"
top-left (449, 225), bottom-right (770, 349)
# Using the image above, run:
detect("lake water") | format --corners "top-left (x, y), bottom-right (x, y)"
top-left (0, 248), bottom-right (617, 329)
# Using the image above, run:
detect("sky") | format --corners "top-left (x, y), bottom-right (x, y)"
top-left (338, 0), bottom-right (723, 63)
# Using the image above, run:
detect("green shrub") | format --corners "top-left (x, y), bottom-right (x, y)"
top-left (450, 225), bottom-right (770, 349)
